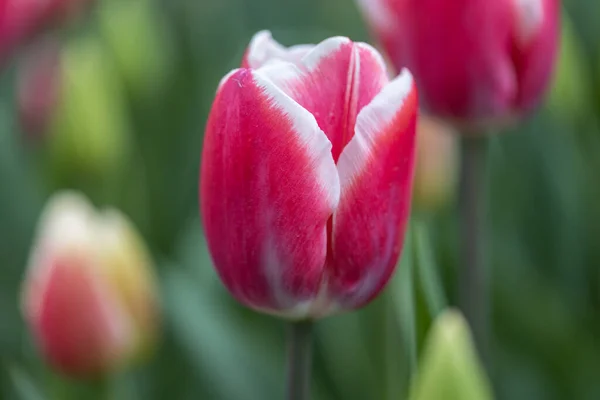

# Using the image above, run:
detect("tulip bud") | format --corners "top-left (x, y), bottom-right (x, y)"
top-left (0, 0), bottom-right (94, 65)
top-left (46, 35), bottom-right (130, 181)
top-left (413, 116), bottom-right (458, 213)
top-left (409, 309), bottom-right (493, 400)
top-left (98, 0), bottom-right (172, 99)
top-left (21, 191), bottom-right (159, 377)
top-left (201, 32), bottom-right (418, 319)
top-left (357, 0), bottom-right (560, 129)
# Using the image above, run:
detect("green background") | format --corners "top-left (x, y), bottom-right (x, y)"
top-left (1, 0), bottom-right (600, 398)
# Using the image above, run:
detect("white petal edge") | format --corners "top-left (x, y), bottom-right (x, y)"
top-left (512, 0), bottom-right (545, 46)
top-left (217, 68), bottom-right (241, 92)
top-left (355, 41), bottom-right (390, 79)
top-left (336, 68), bottom-right (414, 193)
top-left (246, 30), bottom-right (316, 69)
top-left (21, 192), bottom-right (97, 321)
top-left (251, 69), bottom-right (341, 210)
top-left (356, 0), bottom-right (398, 34)
top-left (246, 30), bottom-right (286, 69)
top-left (301, 36), bottom-right (352, 71)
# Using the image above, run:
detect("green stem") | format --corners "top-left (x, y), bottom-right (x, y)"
top-left (414, 219), bottom-right (447, 317)
top-left (286, 320), bottom-right (313, 400)
top-left (458, 135), bottom-right (489, 367)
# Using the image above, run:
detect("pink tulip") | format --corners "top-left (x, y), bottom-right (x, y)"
top-left (356, 0), bottom-right (560, 126)
top-left (22, 192), bottom-right (159, 377)
top-left (0, 0), bottom-right (92, 64)
top-left (200, 31), bottom-right (418, 319)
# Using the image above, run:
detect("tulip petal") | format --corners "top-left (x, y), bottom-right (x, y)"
top-left (256, 38), bottom-right (389, 161)
top-left (36, 257), bottom-right (133, 376)
top-left (511, 0), bottom-right (560, 110)
top-left (327, 69), bottom-right (418, 308)
top-left (201, 68), bottom-right (340, 317)
top-left (242, 30), bottom-right (314, 69)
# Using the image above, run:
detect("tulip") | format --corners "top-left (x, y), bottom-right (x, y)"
top-left (21, 191), bottom-right (159, 377)
top-left (356, 0), bottom-right (560, 127)
top-left (45, 35), bottom-right (130, 181)
top-left (98, 0), bottom-right (173, 99)
top-left (0, 0), bottom-right (93, 65)
top-left (201, 31), bottom-right (418, 319)
top-left (413, 117), bottom-right (458, 213)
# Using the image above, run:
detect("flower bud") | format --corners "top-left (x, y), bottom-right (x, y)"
top-left (409, 309), bottom-right (493, 400)
top-left (202, 33), bottom-right (417, 319)
top-left (413, 117), bottom-right (458, 213)
top-left (98, 0), bottom-right (172, 99)
top-left (357, 0), bottom-right (560, 130)
top-left (21, 191), bottom-right (159, 377)
top-left (46, 35), bottom-right (130, 180)
top-left (0, 0), bottom-right (95, 65)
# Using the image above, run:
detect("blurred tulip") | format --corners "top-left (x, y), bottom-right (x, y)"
top-left (201, 31), bottom-right (418, 319)
top-left (45, 35), bottom-right (130, 180)
top-left (413, 117), bottom-right (458, 213)
top-left (98, 0), bottom-right (172, 99)
top-left (21, 191), bottom-right (159, 377)
top-left (408, 309), bottom-right (493, 400)
top-left (17, 37), bottom-right (62, 141)
top-left (357, 0), bottom-right (560, 129)
top-left (0, 0), bottom-right (93, 65)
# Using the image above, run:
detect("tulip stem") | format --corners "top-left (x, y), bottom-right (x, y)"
top-left (286, 320), bottom-right (313, 400)
top-left (458, 135), bottom-right (489, 367)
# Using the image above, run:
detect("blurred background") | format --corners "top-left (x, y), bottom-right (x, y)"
top-left (1, 0), bottom-right (600, 399)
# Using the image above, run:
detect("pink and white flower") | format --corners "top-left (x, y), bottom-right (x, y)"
top-left (357, 0), bottom-right (560, 127)
top-left (200, 32), bottom-right (418, 319)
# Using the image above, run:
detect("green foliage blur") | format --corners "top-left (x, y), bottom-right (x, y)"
top-left (2, 0), bottom-right (600, 399)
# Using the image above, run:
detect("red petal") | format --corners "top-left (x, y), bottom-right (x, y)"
top-left (327, 69), bottom-right (418, 309)
top-left (258, 37), bottom-right (389, 161)
top-left (35, 256), bottom-right (132, 376)
top-left (200, 69), bottom-right (339, 317)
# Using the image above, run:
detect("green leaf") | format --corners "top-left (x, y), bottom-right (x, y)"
top-left (413, 220), bottom-right (447, 318)
top-left (6, 365), bottom-right (45, 400)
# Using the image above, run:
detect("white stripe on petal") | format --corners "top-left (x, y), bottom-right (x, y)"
top-left (337, 68), bottom-right (414, 192)
top-left (302, 36), bottom-right (351, 71)
top-left (252, 69), bottom-right (340, 210)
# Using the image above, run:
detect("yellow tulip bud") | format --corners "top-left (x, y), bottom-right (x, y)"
top-left (21, 191), bottom-right (159, 377)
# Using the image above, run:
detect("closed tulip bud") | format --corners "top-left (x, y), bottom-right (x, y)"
top-left (201, 31), bottom-right (418, 319)
top-left (21, 191), bottom-right (159, 377)
top-left (409, 310), bottom-right (493, 400)
top-left (357, 0), bottom-right (560, 129)
top-left (98, 0), bottom-right (172, 99)
top-left (0, 0), bottom-right (94, 65)
top-left (413, 116), bottom-right (458, 213)
top-left (46, 35), bottom-right (130, 180)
